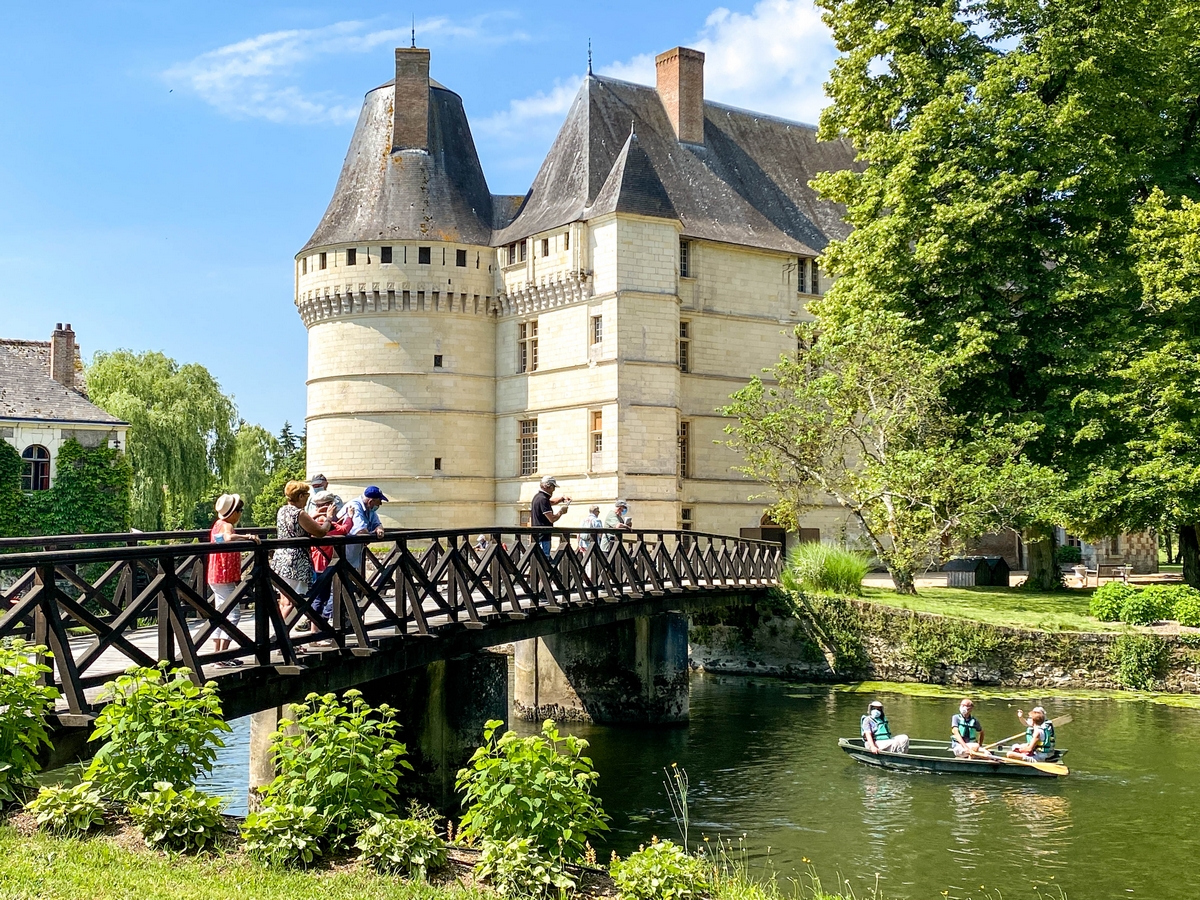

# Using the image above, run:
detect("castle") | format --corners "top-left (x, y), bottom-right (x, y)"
top-left (295, 45), bottom-right (857, 537)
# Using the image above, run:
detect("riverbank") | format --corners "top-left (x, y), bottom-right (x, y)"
top-left (689, 593), bottom-right (1200, 692)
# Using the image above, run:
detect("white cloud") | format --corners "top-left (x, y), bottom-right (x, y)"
top-left (475, 78), bottom-right (583, 143)
top-left (166, 16), bottom-right (528, 125)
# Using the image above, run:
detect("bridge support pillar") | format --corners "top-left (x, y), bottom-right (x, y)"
top-left (513, 613), bottom-right (689, 724)
top-left (360, 650), bottom-right (508, 809)
top-left (248, 706), bottom-right (284, 811)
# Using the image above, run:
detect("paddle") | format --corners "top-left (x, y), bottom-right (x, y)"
top-left (983, 714), bottom-right (1072, 751)
top-left (1002, 756), bottom-right (1069, 776)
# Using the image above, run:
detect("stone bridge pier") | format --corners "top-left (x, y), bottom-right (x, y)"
top-left (513, 612), bottom-right (690, 724)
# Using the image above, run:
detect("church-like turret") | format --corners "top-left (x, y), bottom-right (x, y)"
top-left (295, 48), bottom-right (502, 528)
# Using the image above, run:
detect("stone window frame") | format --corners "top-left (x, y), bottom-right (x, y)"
top-left (678, 321), bottom-right (691, 373)
top-left (541, 237), bottom-right (550, 257)
top-left (346, 247), bottom-right (357, 266)
top-left (456, 248), bottom-right (468, 267)
top-left (319, 251), bottom-right (327, 270)
top-left (518, 320), bottom-right (539, 374)
top-left (301, 257), bottom-right (307, 275)
top-left (811, 259), bottom-right (820, 294)
top-left (519, 419), bottom-right (538, 477)
top-left (590, 409), bottom-right (603, 456)
top-left (381, 246), bottom-right (393, 264)
top-left (22, 444), bottom-right (50, 491)
top-left (679, 239), bottom-right (691, 278)
top-left (591, 314), bottom-right (603, 346)
top-left (681, 507), bottom-right (694, 531)
top-left (678, 421), bottom-right (690, 480)
top-left (418, 246), bottom-right (432, 265)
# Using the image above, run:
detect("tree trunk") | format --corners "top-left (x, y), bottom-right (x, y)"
top-left (1022, 525), bottom-right (1061, 591)
top-left (889, 568), bottom-right (917, 595)
top-left (1163, 530), bottom-right (1175, 566)
top-left (1180, 525), bottom-right (1200, 588)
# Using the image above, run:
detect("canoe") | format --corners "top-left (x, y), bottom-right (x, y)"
top-left (838, 738), bottom-right (1069, 778)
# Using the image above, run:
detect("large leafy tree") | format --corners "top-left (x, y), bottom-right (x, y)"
top-left (812, 0), bottom-right (1200, 586)
top-left (88, 351), bottom-right (237, 531)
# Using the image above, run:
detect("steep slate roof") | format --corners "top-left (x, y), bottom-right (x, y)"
top-left (492, 75), bottom-right (857, 255)
top-left (588, 131), bottom-right (678, 220)
top-left (0, 343), bottom-right (125, 425)
top-left (301, 80), bottom-right (500, 252)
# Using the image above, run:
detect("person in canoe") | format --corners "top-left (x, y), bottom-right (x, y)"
top-left (1007, 706), bottom-right (1056, 761)
top-left (950, 698), bottom-right (990, 758)
top-left (862, 700), bottom-right (910, 754)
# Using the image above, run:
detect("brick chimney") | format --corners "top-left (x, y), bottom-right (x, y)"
top-left (655, 47), bottom-right (705, 145)
top-left (392, 47), bottom-right (430, 152)
top-left (49, 323), bottom-right (76, 391)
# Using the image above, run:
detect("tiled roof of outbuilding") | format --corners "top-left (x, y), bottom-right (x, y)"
top-left (0, 342), bottom-right (125, 425)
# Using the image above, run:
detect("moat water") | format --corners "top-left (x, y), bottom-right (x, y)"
top-left (201, 674), bottom-right (1200, 900)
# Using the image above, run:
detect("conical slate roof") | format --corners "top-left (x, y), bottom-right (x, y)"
top-left (493, 75), bottom-right (857, 256)
top-left (301, 80), bottom-right (499, 252)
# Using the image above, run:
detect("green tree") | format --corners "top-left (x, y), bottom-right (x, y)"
top-left (225, 422), bottom-right (280, 527)
top-left (87, 351), bottom-right (237, 531)
top-left (812, 0), bottom-right (1200, 586)
top-left (724, 316), bottom-right (1055, 593)
top-left (251, 446), bottom-right (306, 531)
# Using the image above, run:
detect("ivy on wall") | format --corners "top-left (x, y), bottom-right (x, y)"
top-left (0, 438), bottom-right (132, 538)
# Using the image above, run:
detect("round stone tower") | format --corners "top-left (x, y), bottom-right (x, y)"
top-left (295, 48), bottom-right (500, 529)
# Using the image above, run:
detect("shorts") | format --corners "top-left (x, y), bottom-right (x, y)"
top-left (209, 581), bottom-right (242, 641)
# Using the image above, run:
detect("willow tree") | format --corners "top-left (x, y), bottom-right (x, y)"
top-left (88, 351), bottom-right (236, 531)
top-left (724, 316), bottom-right (1056, 593)
top-left (812, 0), bottom-right (1200, 587)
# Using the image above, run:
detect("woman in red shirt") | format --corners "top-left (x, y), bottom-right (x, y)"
top-left (208, 493), bottom-right (258, 665)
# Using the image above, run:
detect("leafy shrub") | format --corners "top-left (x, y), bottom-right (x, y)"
top-left (781, 543), bottom-right (870, 596)
top-left (0, 640), bottom-right (60, 804)
top-left (1109, 633), bottom-right (1169, 690)
top-left (1173, 588), bottom-right (1200, 627)
top-left (1120, 587), bottom-right (1171, 626)
top-left (262, 689), bottom-right (410, 846)
top-left (610, 839), bottom-right (712, 900)
top-left (27, 782), bottom-right (106, 835)
top-left (1054, 544), bottom-right (1083, 565)
top-left (84, 664), bottom-right (230, 801)
top-left (355, 809), bottom-right (448, 879)
top-left (241, 803), bottom-right (325, 868)
top-left (129, 782), bottom-right (224, 853)
top-left (457, 719), bottom-right (609, 861)
top-left (1090, 582), bottom-right (1136, 622)
top-left (476, 836), bottom-right (577, 898)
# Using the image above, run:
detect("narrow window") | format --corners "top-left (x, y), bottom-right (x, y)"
top-left (518, 320), bottom-right (539, 373)
top-left (591, 410), bottom-right (603, 454)
top-left (678, 321), bottom-right (691, 373)
top-left (434, 457), bottom-right (442, 471)
top-left (541, 238), bottom-right (549, 257)
top-left (404, 246), bottom-right (408, 264)
top-left (520, 419), bottom-right (538, 476)
top-left (679, 239), bottom-right (690, 278)
top-left (811, 260), bottom-right (820, 294)
top-left (519, 508), bottom-right (532, 526)
top-left (381, 246), bottom-right (393, 264)
top-left (456, 248), bottom-right (467, 267)
top-left (681, 507), bottom-right (694, 532)
top-left (591, 314), bottom-right (603, 345)
top-left (442, 247), bottom-right (446, 265)
top-left (21, 445), bottom-right (50, 491)
top-left (797, 257), bottom-right (807, 294)
top-left (678, 422), bottom-right (690, 479)
top-left (418, 246), bottom-right (431, 265)
top-left (433, 354), bottom-right (443, 368)
top-left (319, 251), bottom-right (327, 270)
top-left (346, 247), bottom-right (357, 266)
top-left (507, 244), bottom-right (516, 265)
top-left (563, 231), bottom-right (570, 251)
top-left (519, 241), bottom-right (527, 262)
top-left (301, 257), bottom-right (307, 275)
top-left (476, 252), bottom-right (480, 269)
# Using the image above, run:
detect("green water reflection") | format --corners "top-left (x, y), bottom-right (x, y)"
top-left (529, 675), bottom-right (1199, 900)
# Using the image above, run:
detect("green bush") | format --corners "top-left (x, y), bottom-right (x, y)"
top-left (1120, 588), bottom-right (1171, 626)
top-left (1090, 582), bottom-right (1136, 622)
top-left (26, 782), bottom-right (106, 835)
top-left (1172, 587), bottom-right (1200, 627)
top-left (1109, 633), bottom-right (1170, 690)
top-left (0, 640), bottom-right (60, 804)
top-left (781, 543), bottom-right (870, 596)
top-left (355, 810), bottom-right (448, 879)
top-left (610, 839), bottom-right (712, 900)
top-left (456, 719), bottom-right (609, 862)
top-left (476, 836), bottom-right (577, 899)
top-left (84, 665), bottom-right (230, 801)
top-left (129, 782), bottom-right (224, 853)
top-left (240, 803), bottom-right (325, 868)
top-left (1054, 544), bottom-right (1083, 565)
top-left (262, 689), bottom-right (410, 847)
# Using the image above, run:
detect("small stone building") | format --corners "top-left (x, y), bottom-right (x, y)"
top-left (0, 324), bottom-right (128, 490)
top-left (296, 44), bottom-right (858, 537)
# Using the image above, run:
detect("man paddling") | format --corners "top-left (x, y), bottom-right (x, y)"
top-left (1007, 706), bottom-right (1056, 761)
top-left (950, 698), bottom-right (990, 758)
top-left (861, 700), bottom-right (910, 754)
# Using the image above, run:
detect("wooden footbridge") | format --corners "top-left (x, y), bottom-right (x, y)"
top-left (0, 527), bottom-right (782, 724)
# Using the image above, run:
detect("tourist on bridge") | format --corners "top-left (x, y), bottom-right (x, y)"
top-left (305, 474), bottom-right (342, 518)
top-left (207, 493), bottom-right (258, 666)
top-left (530, 475), bottom-right (571, 556)
top-left (600, 500), bottom-right (632, 553)
top-left (861, 700), bottom-right (910, 754)
top-left (1007, 707), bottom-right (1055, 762)
top-left (272, 481), bottom-right (333, 621)
top-left (578, 505), bottom-right (604, 553)
top-left (950, 698), bottom-right (988, 758)
top-left (344, 486), bottom-right (388, 570)
top-left (307, 490), bottom-right (353, 639)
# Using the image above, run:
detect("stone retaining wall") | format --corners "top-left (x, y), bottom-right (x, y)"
top-left (688, 599), bottom-right (1200, 693)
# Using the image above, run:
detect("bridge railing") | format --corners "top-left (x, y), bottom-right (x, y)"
top-left (0, 527), bottom-right (782, 717)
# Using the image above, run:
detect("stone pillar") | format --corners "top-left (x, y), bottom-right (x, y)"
top-left (248, 706), bottom-right (283, 811)
top-left (513, 613), bottom-right (690, 725)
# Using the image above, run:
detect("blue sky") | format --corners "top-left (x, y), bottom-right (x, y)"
top-left (0, 0), bottom-right (836, 434)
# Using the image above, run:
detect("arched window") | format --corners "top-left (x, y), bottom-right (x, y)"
top-left (21, 445), bottom-right (50, 491)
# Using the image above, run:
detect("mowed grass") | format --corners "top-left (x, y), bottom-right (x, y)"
top-left (859, 584), bottom-right (1109, 632)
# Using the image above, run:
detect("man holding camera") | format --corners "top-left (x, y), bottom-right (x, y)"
top-left (531, 475), bottom-right (571, 556)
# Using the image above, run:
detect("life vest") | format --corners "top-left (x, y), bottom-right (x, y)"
top-left (1026, 721), bottom-right (1056, 752)
top-left (861, 713), bottom-right (891, 741)
top-left (952, 714), bottom-right (981, 744)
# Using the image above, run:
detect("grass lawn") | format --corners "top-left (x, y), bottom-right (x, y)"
top-left (859, 584), bottom-right (1109, 632)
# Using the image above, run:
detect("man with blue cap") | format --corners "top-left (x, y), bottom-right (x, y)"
top-left (345, 485), bottom-right (388, 569)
